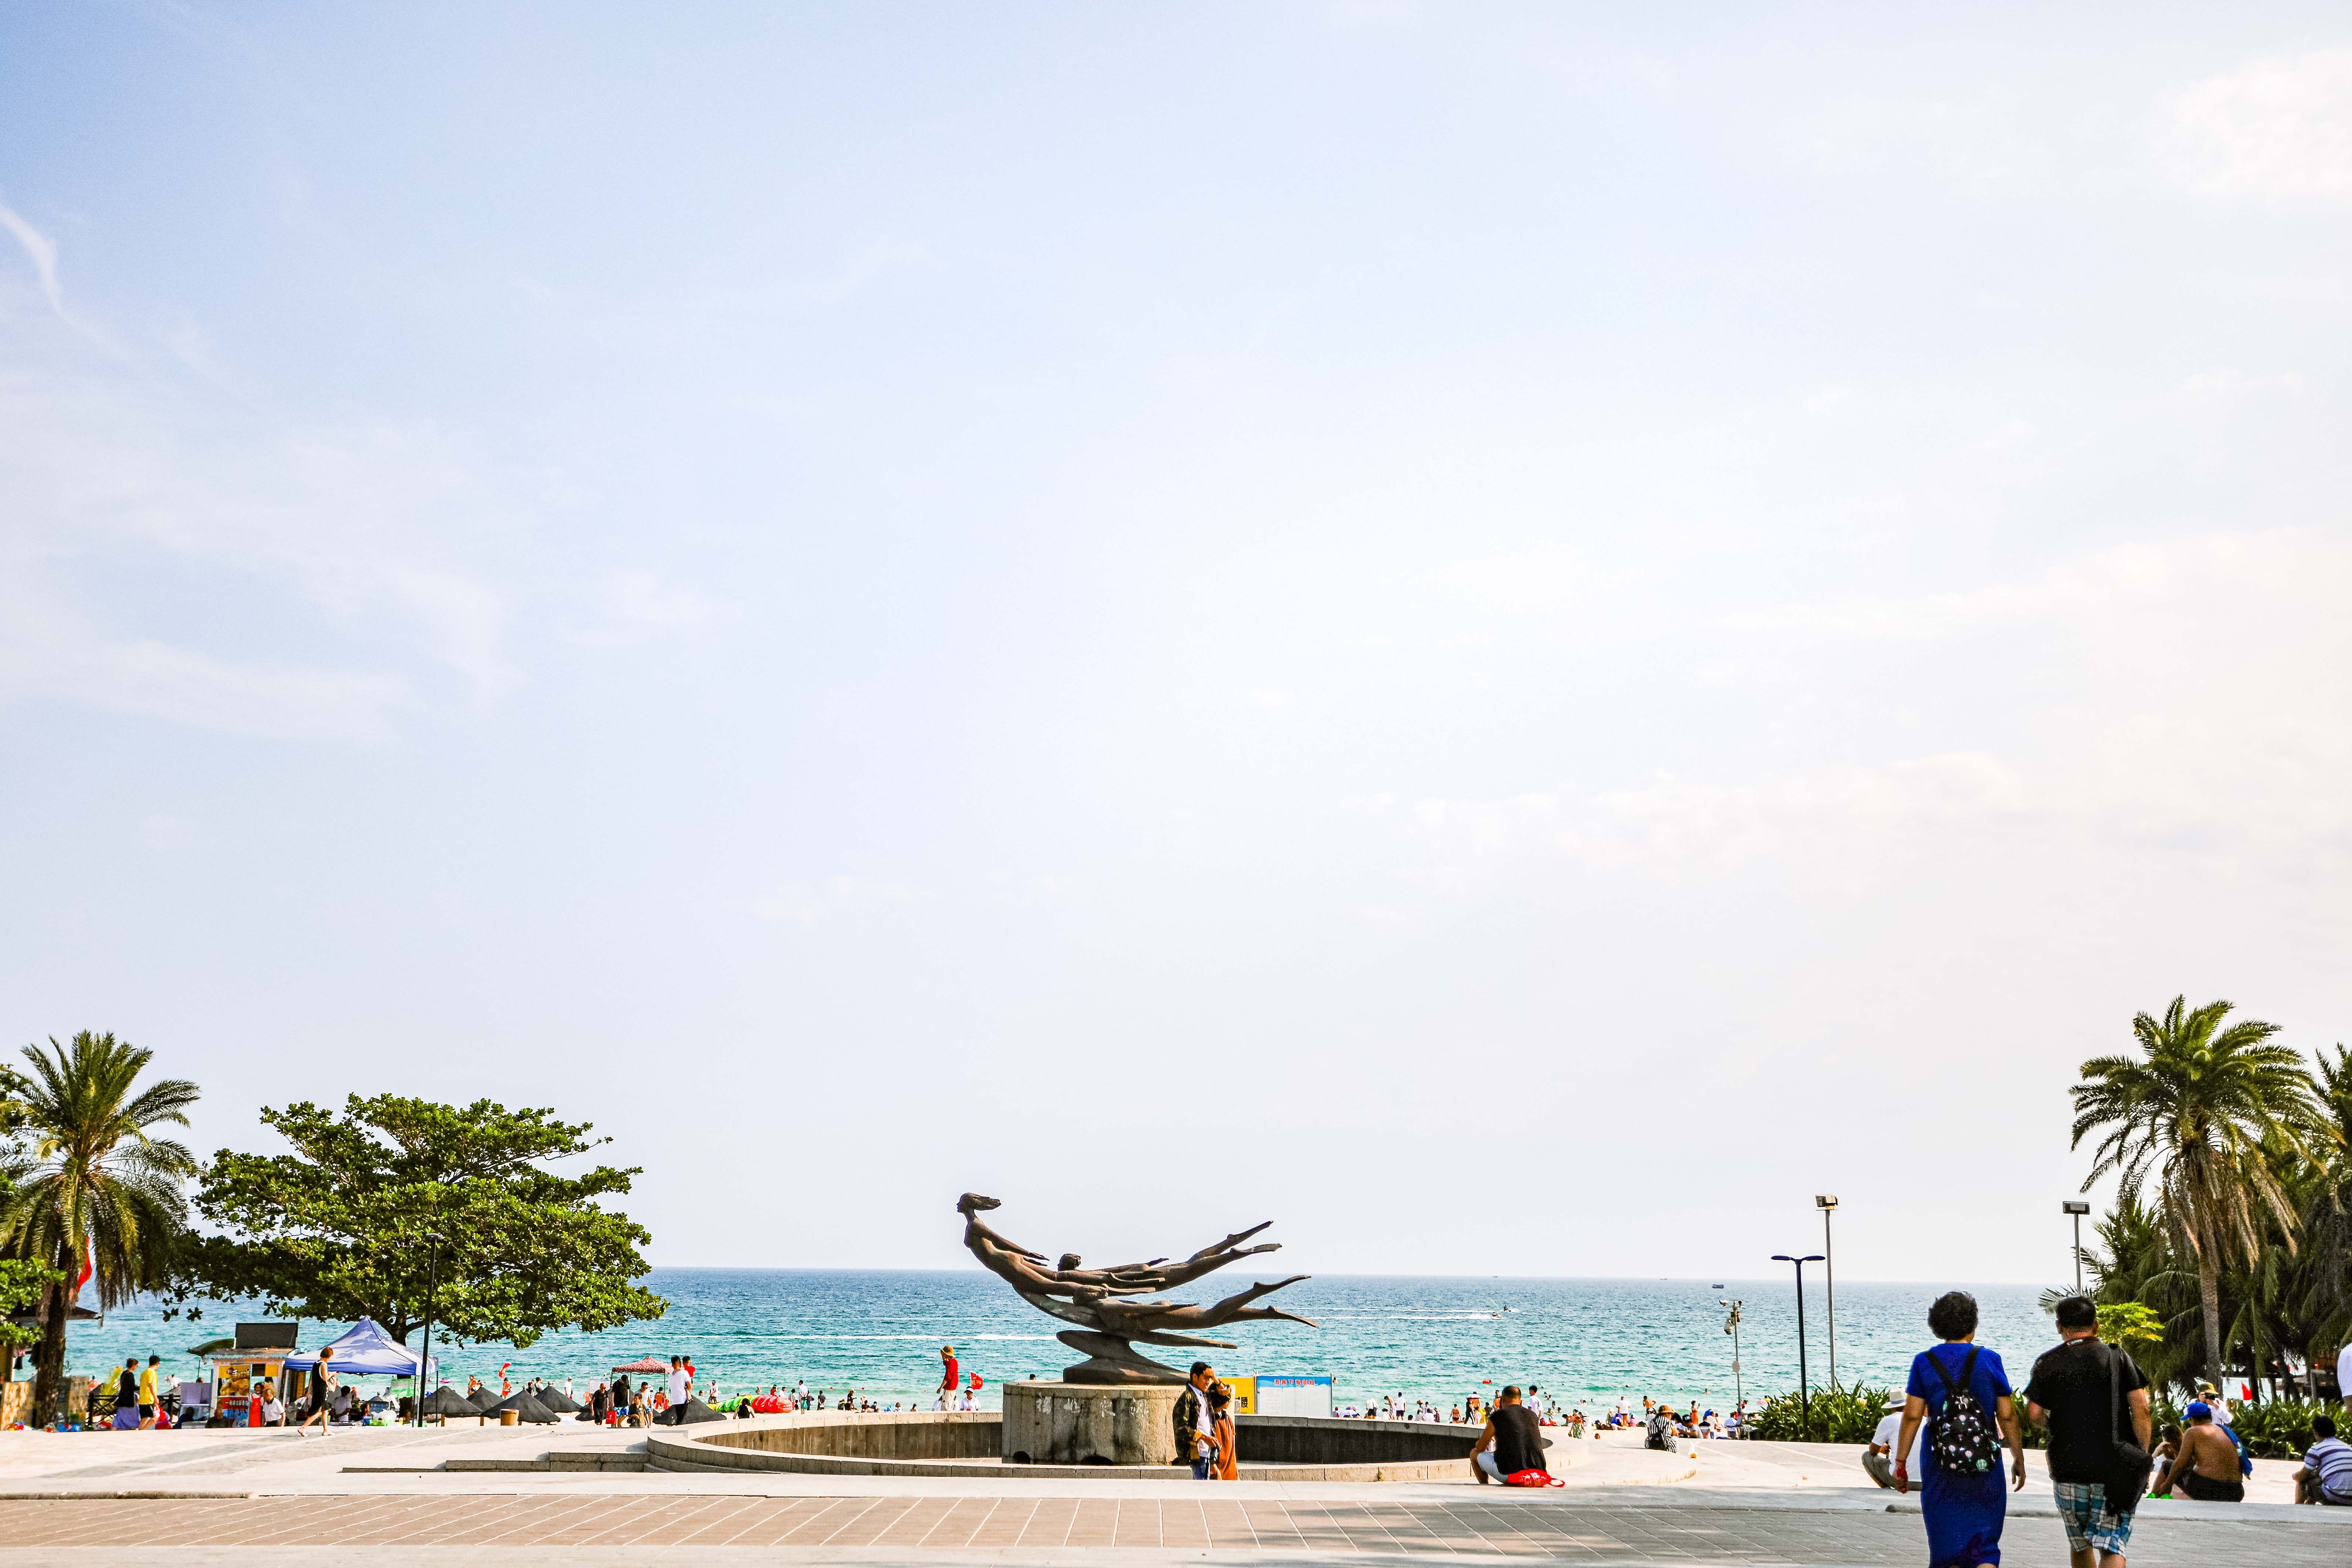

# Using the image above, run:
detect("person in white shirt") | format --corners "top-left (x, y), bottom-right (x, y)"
top-left (664, 1357), bottom-right (690, 1422)
top-left (1863, 1395), bottom-right (1924, 1488)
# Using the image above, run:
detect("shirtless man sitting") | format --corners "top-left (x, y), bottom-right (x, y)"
top-left (2157, 1402), bottom-right (2243, 1503)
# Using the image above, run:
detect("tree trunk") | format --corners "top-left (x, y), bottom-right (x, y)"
top-left (31, 1275), bottom-right (68, 1427)
top-left (2196, 1250), bottom-right (2224, 1393)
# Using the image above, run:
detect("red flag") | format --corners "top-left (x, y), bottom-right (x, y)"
top-left (73, 1239), bottom-right (93, 1297)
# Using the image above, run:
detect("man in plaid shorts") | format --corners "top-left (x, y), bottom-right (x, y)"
top-left (2024, 1296), bottom-right (2151, 1568)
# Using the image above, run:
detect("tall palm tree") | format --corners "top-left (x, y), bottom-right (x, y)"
top-left (2072, 996), bottom-right (2322, 1390)
top-left (0, 1033), bottom-right (198, 1425)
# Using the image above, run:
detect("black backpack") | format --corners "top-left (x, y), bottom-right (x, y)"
top-left (1924, 1347), bottom-right (2002, 1475)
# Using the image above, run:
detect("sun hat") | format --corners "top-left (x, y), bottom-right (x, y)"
top-left (1884, 1396), bottom-right (1907, 1411)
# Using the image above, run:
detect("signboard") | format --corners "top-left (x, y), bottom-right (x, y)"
top-left (1222, 1377), bottom-right (1256, 1415)
top-left (1254, 1375), bottom-right (1332, 1417)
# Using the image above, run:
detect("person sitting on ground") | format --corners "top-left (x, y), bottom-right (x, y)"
top-left (2146, 1424), bottom-right (2183, 1497)
top-left (1863, 1395), bottom-right (1924, 1489)
top-left (1472, 1385), bottom-right (1551, 1484)
top-left (1644, 1399), bottom-right (1676, 1451)
top-left (2297, 1414), bottom-right (2352, 1506)
top-left (2168, 1402), bottom-right (2244, 1502)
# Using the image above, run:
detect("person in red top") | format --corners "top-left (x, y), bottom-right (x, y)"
top-left (938, 1347), bottom-right (958, 1410)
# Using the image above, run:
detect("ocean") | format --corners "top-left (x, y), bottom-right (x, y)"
top-left (35, 1270), bottom-right (2055, 1413)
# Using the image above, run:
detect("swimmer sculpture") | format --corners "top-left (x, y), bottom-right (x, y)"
top-left (956, 1192), bottom-right (1316, 1384)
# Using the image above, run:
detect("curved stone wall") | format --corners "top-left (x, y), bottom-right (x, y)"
top-left (646, 1410), bottom-right (1512, 1483)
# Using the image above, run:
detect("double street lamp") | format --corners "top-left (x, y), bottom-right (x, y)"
top-left (1772, 1251), bottom-right (1827, 1440)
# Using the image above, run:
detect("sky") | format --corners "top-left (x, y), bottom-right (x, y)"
top-left (3, 3), bottom-right (2349, 1289)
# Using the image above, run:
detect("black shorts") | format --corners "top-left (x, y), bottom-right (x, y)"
top-left (2177, 1470), bottom-right (2244, 1503)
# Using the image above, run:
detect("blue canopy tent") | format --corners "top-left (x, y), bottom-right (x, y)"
top-left (282, 1317), bottom-right (437, 1418)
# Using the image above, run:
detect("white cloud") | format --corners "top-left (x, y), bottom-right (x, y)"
top-left (567, 570), bottom-right (732, 648)
top-left (2167, 48), bottom-right (2352, 199)
top-left (0, 202), bottom-right (63, 318)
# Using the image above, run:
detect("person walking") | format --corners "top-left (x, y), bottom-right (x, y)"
top-left (1210, 1383), bottom-right (1239, 1480)
top-left (110, 1357), bottom-right (141, 1430)
top-left (137, 1355), bottom-right (162, 1429)
top-left (1892, 1291), bottom-right (2024, 1567)
top-left (937, 1346), bottom-right (959, 1412)
top-left (297, 1346), bottom-right (337, 1435)
top-left (2023, 1295), bottom-right (2152, 1568)
top-left (1172, 1362), bottom-right (1219, 1478)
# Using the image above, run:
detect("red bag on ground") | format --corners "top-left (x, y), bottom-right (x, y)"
top-left (1504, 1469), bottom-right (1563, 1488)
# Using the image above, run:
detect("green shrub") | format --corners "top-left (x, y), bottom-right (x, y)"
top-left (1745, 1379), bottom-right (1900, 1443)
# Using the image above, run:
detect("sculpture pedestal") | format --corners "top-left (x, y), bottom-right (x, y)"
top-left (1002, 1381), bottom-right (1183, 1466)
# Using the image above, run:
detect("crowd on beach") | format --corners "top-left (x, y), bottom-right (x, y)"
top-left (1332, 1388), bottom-right (1751, 1441)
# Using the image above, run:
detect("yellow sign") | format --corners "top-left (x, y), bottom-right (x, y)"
top-left (1222, 1376), bottom-right (1256, 1415)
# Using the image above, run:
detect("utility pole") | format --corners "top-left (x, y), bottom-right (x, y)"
top-left (1815, 1195), bottom-right (1839, 1388)
top-left (1720, 1298), bottom-right (1744, 1410)
top-left (2062, 1201), bottom-right (2090, 1295)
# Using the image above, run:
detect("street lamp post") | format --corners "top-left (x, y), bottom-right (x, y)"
top-left (1772, 1253), bottom-right (1826, 1440)
top-left (1720, 1298), bottom-right (1744, 1410)
top-left (2062, 1201), bottom-right (2090, 1296)
top-left (1815, 1195), bottom-right (1839, 1388)
top-left (412, 1232), bottom-right (445, 1428)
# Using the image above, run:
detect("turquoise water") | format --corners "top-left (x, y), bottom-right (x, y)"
top-left (34, 1271), bottom-right (2054, 1413)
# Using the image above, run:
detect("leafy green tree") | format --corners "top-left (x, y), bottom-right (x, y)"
top-left (0, 1261), bottom-right (66, 1355)
top-left (176, 1095), bottom-right (665, 1348)
top-left (0, 1033), bottom-right (199, 1425)
top-left (2071, 997), bottom-right (2322, 1389)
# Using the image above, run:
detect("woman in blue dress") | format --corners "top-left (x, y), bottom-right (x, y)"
top-left (1894, 1291), bottom-right (2026, 1566)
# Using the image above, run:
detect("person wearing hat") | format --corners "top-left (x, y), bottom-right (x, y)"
top-left (1863, 1392), bottom-right (1924, 1488)
top-left (2168, 1401), bottom-right (2245, 1503)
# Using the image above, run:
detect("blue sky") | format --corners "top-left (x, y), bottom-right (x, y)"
top-left (3, 3), bottom-right (2349, 1282)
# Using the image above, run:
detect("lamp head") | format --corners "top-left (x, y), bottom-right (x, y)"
top-left (2061, 1200), bottom-right (2091, 1216)
top-left (1814, 1194), bottom-right (1838, 1209)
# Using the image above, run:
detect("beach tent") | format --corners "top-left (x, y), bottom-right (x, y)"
top-left (481, 1389), bottom-right (557, 1424)
top-left (282, 1317), bottom-right (436, 1382)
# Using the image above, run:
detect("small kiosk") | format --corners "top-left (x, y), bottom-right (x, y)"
top-left (196, 1323), bottom-right (299, 1426)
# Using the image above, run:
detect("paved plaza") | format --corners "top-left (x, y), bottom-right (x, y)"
top-left (2, 1424), bottom-right (2344, 1567)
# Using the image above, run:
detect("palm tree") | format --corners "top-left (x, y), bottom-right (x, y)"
top-left (2072, 996), bottom-right (2322, 1391)
top-left (0, 1033), bottom-right (198, 1426)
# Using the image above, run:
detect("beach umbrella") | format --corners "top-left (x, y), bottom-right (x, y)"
top-left (610, 1357), bottom-right (670, 1375)
top-left (467, 1386), bottom-right (502, 1411)
top-left (481, 1389), bottom-right (558, 1424)
top-left (667, 1397), bottom-right (723, 1425)
top-left (419, 1387), bottom-right (482, 1420)
top-left (535, 1386), bottom-right (584, 1413)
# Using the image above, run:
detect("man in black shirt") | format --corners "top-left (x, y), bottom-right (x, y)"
top-left (1471, 1385), bottom-right (1552, 1484)
top-left (2023, 1296), bottom-right (2151, 1568)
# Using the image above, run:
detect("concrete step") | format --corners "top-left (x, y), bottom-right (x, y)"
top-left (349, 1446), bottom-right (649, 1475)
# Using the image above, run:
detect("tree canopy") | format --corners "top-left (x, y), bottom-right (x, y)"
top-left (177, 1094), bottom-right (665, 1348)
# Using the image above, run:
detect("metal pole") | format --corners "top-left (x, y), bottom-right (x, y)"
top-left (1817, 1197), bottom-right (1838, 1388)
top-left (2062, 1201), bottom-right (2091, 1299)
top-left (412, 1235), bottom-right (442, 1428)
top-left (1773, 1253), bottom-right (1826, 1442)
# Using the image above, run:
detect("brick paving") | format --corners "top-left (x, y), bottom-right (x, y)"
top-left (0, 1493), bottom-right (2344, 1563)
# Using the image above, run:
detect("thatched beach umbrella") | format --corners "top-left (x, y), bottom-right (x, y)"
top-left (418, 1386), bottom-right (482, 1422)
top-left (535, 1386), bottom-right (584, 1413)
top-left (467, 1386), bottom-right (502, 1411)
top-left (667, 1396), bottom-right (723, 1425)
top-left (481, 1389), bottom-right (558, 1424)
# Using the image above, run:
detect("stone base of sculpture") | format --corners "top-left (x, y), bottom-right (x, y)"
top-left (1002, 1381), bottom-right (1183, 1466)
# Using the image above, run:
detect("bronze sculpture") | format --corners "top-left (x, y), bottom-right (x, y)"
top-left (956, 1193), bottom-right (1316, 1384)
